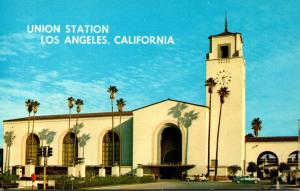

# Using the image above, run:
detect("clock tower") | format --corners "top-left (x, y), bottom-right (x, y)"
top-left (206, 17), bottom-right (246, 176)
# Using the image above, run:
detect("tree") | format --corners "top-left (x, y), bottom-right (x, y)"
top-left (25, 99), bottom-right (33, 132)
top-left (73, 98), bottom-right (84, 166)
top-left (205, 77), bottom-right (217, 177)
top-left (67, 97), bottom-right (74, 165)
top-left (278, 162), bottom-right (290, 172)
top-left (228, 165), bottom-right (241, 177)
top-left (4, 130), bottom-right (16, 173)
top-left (78, 134), bottom-right (91, 158)
top-left (251, 118), bottom-right (262, 137)
top-left (214, 86), bottom-right (230, 180)
top-left (117, 98), bottom-right (126, 165)
top-left (247, 162), bottom-right (257, 177)
top-left (25, 99), bottom-right (33, 142)
top-left (246, 133), bottom-right (254, 138)
top-left (107, 86), bottom-right (118, 164)
top-left (31, 100), bottom-right (40, 163)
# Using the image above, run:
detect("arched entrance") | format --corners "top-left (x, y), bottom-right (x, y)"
top-left (160, 125), bottom-right (182, 178)
top-left (257, 151), bottom-right (278, 179)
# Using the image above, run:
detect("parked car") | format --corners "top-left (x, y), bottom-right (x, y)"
top-left (186, 175), bottom-right (197, 181)
top-left (232, 176), bottom-right (260, 184)
top-left (198, 175), bottom-right (209, 181)
top-left (186, 175), bottom-right (208, 182)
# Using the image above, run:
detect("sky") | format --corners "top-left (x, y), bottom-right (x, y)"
top-left (0, 0), bottom-right (299, 147)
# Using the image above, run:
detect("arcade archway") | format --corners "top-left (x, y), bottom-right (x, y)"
top-left (257, 151), bottom-right (278, 179)
top-left (287, 151), bottom-right (299, 170)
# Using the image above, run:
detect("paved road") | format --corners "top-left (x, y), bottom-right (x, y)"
top-left (88, 180), bottom-right (298, 190)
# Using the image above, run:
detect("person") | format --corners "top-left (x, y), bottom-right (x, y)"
top-left (31, 173), bottom-right (37, 190)
top-left (287, 173), bottom-right (290, 184)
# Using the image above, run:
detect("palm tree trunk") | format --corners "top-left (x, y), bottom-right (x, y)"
top-left (67, 108), bottom-right (71, 166)
top-left (185, 128), bottom-right (189, 165)
top-left (31, 113), bottom-right (36, 165)
top-left (73, 114), bottom-right (79, 167)
top-left (119, 113), bottom-right (122, 166)
top-left (4, 145), bottom-right (8, 172)
top-left (214, 103), bottom-right (223, 181)
top-left (82, 146), bottom-right (84, 159)
top-left (207, 92), bottom-right (212, 178)
top-left (27, 112), bottom-right (31, 164)
top-left (8, 146), bottom-right (11, 174)
top-left (27, 112), bottom-right (31, 135)
top-left (111, 99), bottom-right (115, 165)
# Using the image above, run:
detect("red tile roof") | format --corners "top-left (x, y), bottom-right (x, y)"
top-left (245, 136), bottom-right (298, 142)
top-left (3, 111), bottom-right (133, 122)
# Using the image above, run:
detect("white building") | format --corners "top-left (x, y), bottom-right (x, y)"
top-left (3, 22), bottom-right (298, 179)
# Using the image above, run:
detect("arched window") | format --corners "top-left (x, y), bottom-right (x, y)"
top-left (25, 134), bottom-right (40, 165)
top-left (102, 131), bottom-right (119, 166)
top-left (62, 133), bottom-right (78, 166)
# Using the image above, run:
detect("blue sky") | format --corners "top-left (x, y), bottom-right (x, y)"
top-left (1, 0), bottom-right (299, 147)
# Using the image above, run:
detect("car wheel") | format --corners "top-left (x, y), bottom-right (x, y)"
top-left (237, 181), bottom-right (240, 184)
top-left (254, 180), bottom-right (257, 184)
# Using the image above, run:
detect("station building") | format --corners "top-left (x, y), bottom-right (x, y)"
top-left (3, 24), bottom-right (299, 179)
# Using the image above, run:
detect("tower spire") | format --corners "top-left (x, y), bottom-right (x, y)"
top-left (224, 13), bottom-right (228, 32)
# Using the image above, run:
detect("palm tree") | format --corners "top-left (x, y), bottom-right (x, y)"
top-left (205, 77), bottom-right (217, 178)
top-left (78, 134), bottom-right (91, 159)
top-left (251, 118), bottom-right (262, 137)
top-left (73, 99), bottom-right (84, 166)
top-left (67, 97), bottom-right (74, 166)
top-left (25, 99), bottom-right (33, 141)
top-left (214, 86), bottom-right (230, 180)
top-left (71, 122), bottom-right (84, 165)
top-left (107, 86), bottom-right (118, 164)
top-left (179, 110), bottom-right (199, 165)
top-left (31, 100), bottom-right (40, 164)
top-left (4, 130), bottom-right (16, 173)
top-left (117, 98), bottom-right (126, 165)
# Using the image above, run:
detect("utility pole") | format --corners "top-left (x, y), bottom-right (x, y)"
top-left (43, 156), bottom-right (47, 191)
top-left (38, 146), bottom-right (52, 191)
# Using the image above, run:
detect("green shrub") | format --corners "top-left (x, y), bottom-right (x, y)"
top-left (46, 175), bottom-right (155, 189)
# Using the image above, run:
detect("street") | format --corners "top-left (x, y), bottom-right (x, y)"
top-left (87, 179), bottom-right (298, 190)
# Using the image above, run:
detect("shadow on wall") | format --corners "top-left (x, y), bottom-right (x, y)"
top-left (168, 103), bottom-right (199, 129)
top-left (116, 118), bottom-right (133, 166)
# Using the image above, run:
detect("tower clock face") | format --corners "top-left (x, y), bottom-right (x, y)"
top-left (216, 70), bottom-right (232, 86)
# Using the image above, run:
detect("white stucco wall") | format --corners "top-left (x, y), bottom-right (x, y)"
top-left (132, 99), bottom-right (209, 175)
top-left (245, 141), bottom-right (298, 166)
top-left (206, 34), bottom-right (246, 172)
top-left (3, 114), bottom-right (133, 167)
